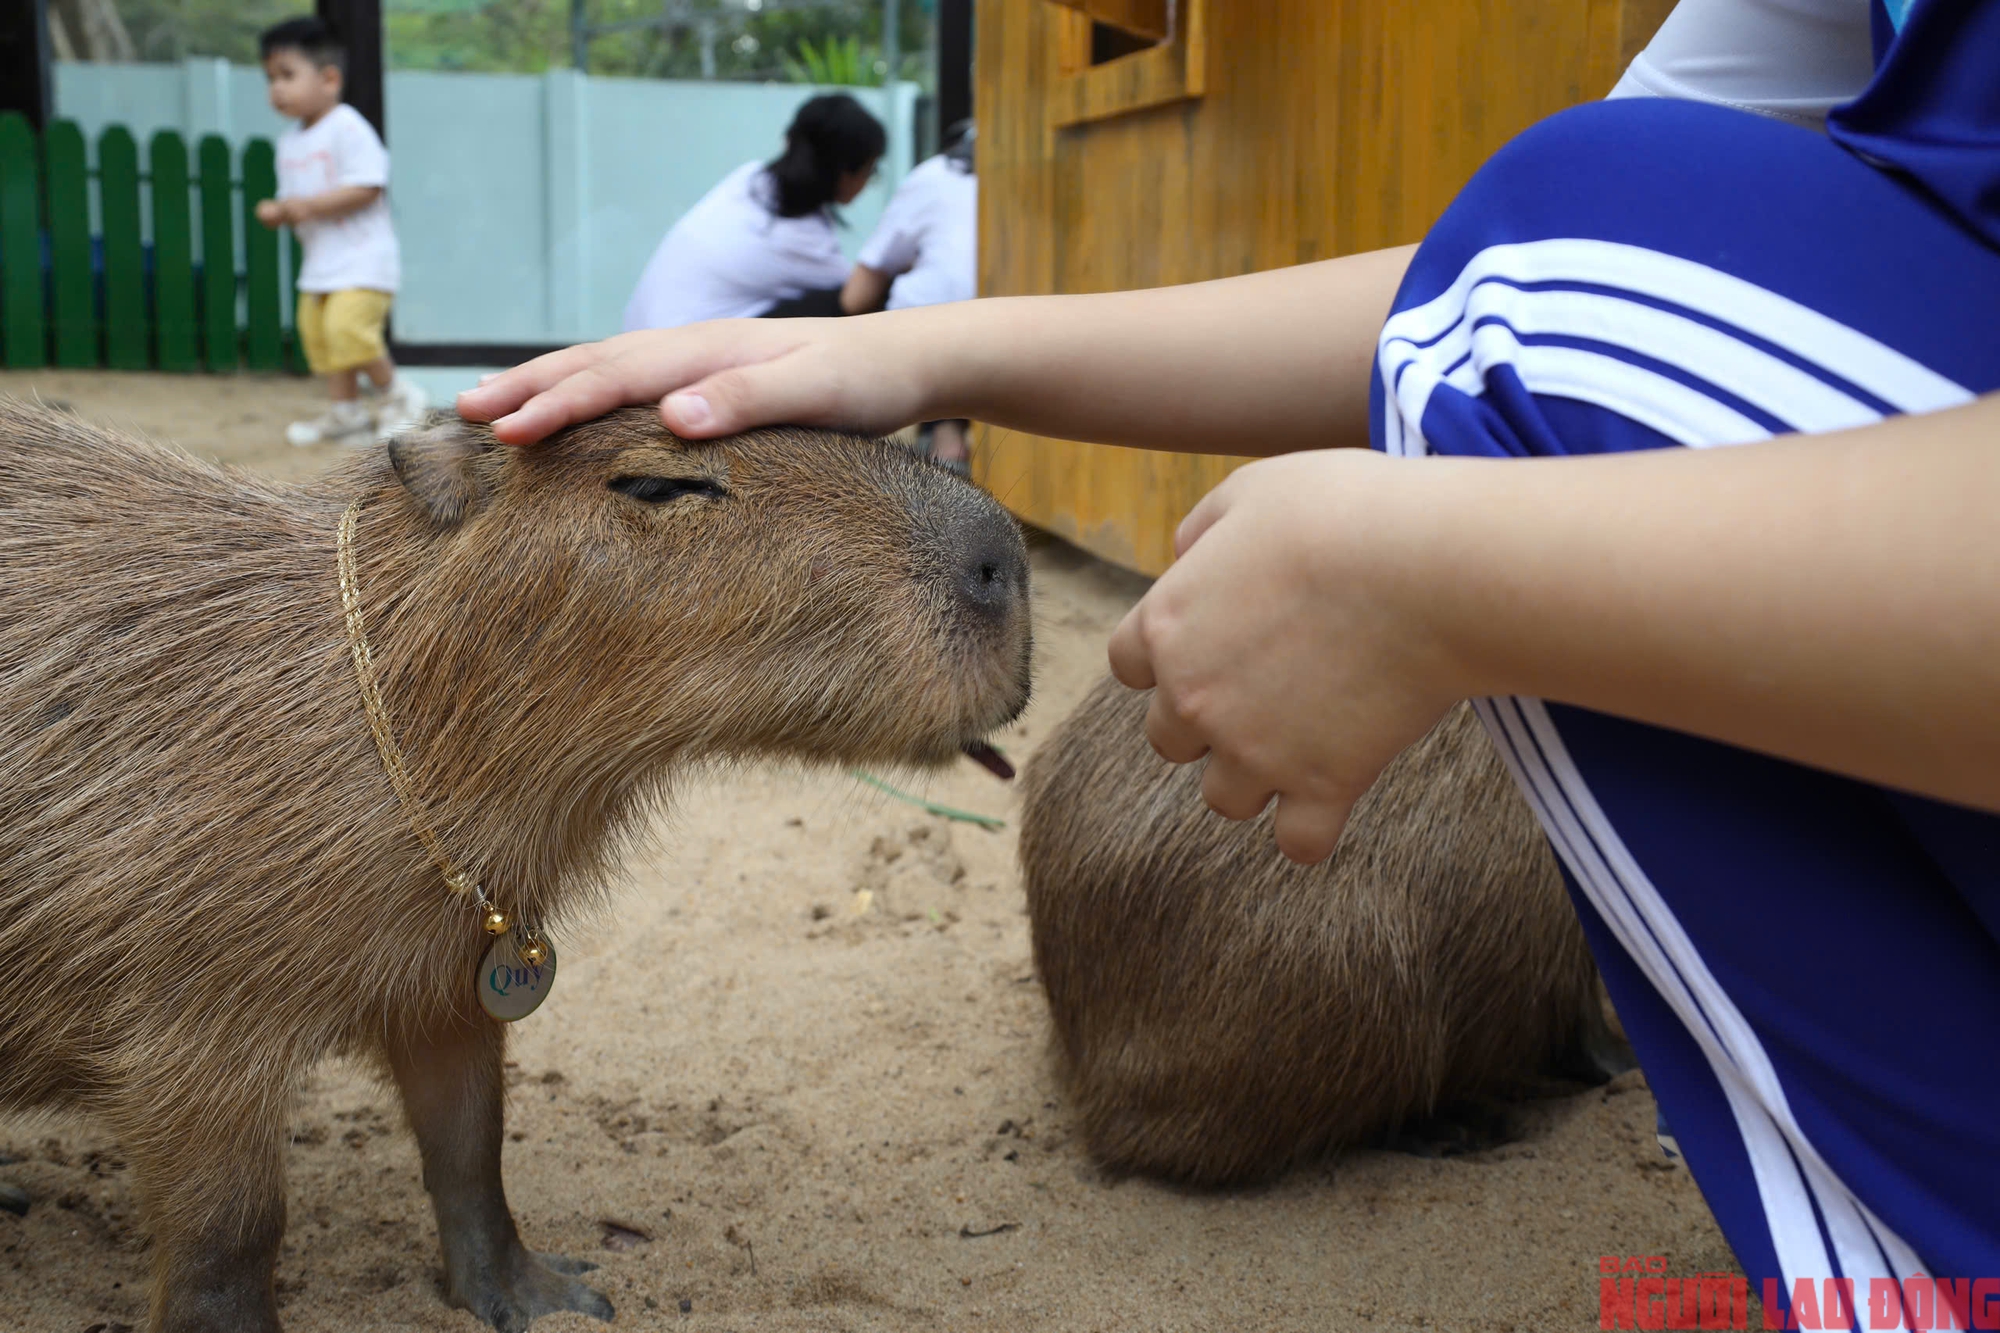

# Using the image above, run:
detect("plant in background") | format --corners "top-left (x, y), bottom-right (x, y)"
top-left (780, 32), bottom-right (882, 86)
top-left (385, 0), bottom-right (568, 74)
top-left (107, 0), bottom-right (304, 63)
top-left (97, 0), bottom-right (933, 84)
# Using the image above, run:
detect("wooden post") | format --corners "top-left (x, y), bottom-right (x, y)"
top-left (317, 0), bottom-right (386, 142)
top-left (0, 0), bottom-right (52, 131)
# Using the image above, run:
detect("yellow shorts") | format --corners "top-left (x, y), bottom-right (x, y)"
top-left (296, 288), bottom-right (393, 375)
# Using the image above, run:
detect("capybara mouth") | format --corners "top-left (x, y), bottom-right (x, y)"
top-left (962, 740), bottom-right (1015, 781)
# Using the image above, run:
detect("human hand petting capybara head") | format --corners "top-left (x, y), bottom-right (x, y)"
top-left (0, 399), bottom-right (1029, 1333)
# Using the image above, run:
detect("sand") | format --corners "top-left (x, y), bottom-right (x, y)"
top-left (0, 370), bottom-right (1736, 1333)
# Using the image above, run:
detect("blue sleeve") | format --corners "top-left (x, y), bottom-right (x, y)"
top-left (1829, 0), bottom-right (2000, 251)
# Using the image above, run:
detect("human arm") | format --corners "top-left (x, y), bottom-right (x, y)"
top-left (842, 167), bottom-right (921, 315)
top-left (456, 243), bottom-right (1418, 452)
top-left (1106, 392), bottom-right (2000, 862)
top-left (840, 263), bottom-right (893, 315)
top-left (254, 185), bottom-right (383, 228)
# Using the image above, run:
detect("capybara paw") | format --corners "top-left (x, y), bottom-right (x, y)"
top-left (455, 1251), bottom-right (615, 1331)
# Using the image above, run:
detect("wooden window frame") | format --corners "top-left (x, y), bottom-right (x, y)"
top-left (1045, 0), bottom-right (1206, 129)
top-left (1045, 0), bottom-right (1170, 41)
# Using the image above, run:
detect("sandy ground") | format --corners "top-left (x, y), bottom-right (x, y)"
top-left (0, 370), bottom-right (1736, 1333)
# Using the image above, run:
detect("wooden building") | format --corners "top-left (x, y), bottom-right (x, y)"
top-left (974, 0), bottom-right (1676, 575)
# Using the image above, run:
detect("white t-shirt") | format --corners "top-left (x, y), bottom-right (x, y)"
top-left (1607, 0), bottom-right (1876, 129)
top-left (855, 154), bottom-right (977, 311)
top-left (622, 163), bottom-right (852, 330)
top-left (276, 103), bottom-right (399, 294)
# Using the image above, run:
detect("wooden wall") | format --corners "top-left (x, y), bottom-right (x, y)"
top-left (974, 0), bottom-right (1677, 575)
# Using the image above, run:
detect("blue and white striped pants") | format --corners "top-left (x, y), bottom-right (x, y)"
top-left (1372, 97), bottom-right (2000, 1329)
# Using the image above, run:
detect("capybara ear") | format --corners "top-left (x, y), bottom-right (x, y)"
top-left (386, 411), bottom-right (494, 526)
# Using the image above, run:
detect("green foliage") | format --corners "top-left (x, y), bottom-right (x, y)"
top-left (103, 0), bottom-right (934, 84)
top-left (392, 0), bottom-right (934, 84)
top-left (780, 33), bottom-right (880, 87)
top-left (113, 0), bottom-right (306, 64)
top-left (384, 0), bottom-right (575, 74)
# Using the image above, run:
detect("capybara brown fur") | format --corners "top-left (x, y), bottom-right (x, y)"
top-left (1020, 678), bottom-right (1623, 1187)
top-left (0, 398), bottom-right (1030, 1332)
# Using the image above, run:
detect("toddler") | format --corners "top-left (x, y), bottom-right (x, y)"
top-left (256, 17), bottom-right (424, 447)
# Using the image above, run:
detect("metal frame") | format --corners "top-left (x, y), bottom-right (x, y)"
top-left (316, 0), bottom-right (387, 141)
top-left (0, 0), bottom-right (53, 130)
top-left (937, 0), bottom-right (971, 131)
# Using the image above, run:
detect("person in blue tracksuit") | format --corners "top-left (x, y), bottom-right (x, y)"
top-left (461, 4), bottom-right (2000, 1326)
top-left (1369, 5), bottom-right (2000, 1323)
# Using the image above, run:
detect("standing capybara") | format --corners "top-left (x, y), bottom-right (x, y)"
top-left (0, 399), bottom-right (1030, 1333)
top-left (1020, 678), bottom-right (1624, 1186)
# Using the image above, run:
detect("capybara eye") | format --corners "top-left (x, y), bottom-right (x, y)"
top-left (607, 474), bottom-right (728, 504)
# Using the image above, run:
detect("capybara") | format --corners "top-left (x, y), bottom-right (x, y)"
top-left (0, 399), bottom-right (1030, 1332)
top-left (1020, 678), bottom-right (1624, 1186)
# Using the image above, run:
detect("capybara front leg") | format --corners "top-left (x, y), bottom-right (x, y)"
top-left (387, 1012), bottom-right (612, 1332)
top-left (132, 1109), bottom-right (286, 1333)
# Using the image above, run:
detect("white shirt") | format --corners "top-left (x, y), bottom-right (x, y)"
top-left (1608, 0), bottom-right (1876, 129)
top-left (622, 163), bottom-right (852, 330)
top-left (276, 103), bottom-right (400, 294)
top-left (855, 154), bottom-right (978, 311)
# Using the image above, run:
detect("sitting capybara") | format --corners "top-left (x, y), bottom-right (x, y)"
top-left (0, 400), bottom-right (1030, 1333)
top-left (1020, 678), bottom-right (1624, 1186)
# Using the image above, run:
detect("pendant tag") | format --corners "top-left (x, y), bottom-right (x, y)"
top-left (478, 934), bottom-right (557, 1022)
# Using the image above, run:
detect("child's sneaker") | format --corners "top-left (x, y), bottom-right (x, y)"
top-left (286, 400), bottom-right (373, 448)
top-left (375, 375), bottom-right (428, 442)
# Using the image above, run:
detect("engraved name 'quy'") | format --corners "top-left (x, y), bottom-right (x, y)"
top-left (487, 964), bottom-right (546, 997)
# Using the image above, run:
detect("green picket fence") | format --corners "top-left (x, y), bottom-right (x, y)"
top-left (0, 111), bottom-right (307, 374)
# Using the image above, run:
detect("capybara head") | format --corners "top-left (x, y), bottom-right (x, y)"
top-left (361, 407), bottom-right (1032, 789)
top-left (1, 398), bottom-right (1036, 1027)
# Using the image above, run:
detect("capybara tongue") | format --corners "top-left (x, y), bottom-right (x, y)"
top-left (963, 740), bottom-right (1015, 781)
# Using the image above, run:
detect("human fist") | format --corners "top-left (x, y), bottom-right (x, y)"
top-left (1107, 449), bottom-right (1468, 863)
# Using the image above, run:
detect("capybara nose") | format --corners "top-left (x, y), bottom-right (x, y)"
top-left (950, 501), bottom-right (1028, 621)
top-left (914, 481), bottom-right (1029, 626)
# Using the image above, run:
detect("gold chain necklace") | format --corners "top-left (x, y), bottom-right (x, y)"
top-left (337, 498), bottom-right (556, 1021)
